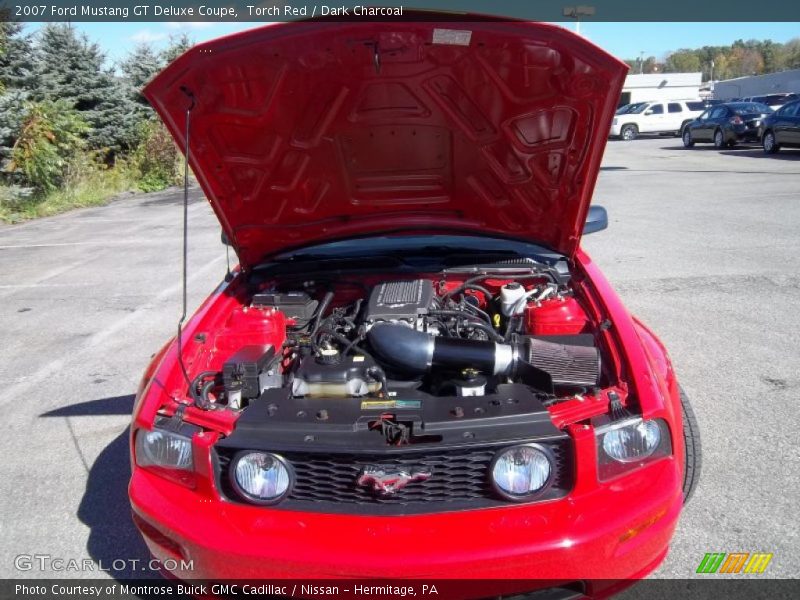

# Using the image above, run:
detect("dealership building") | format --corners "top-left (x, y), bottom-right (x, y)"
top-left (713, 69), bottom-right (800, 100)
top-left (617, 72), bottom-right (702, 106)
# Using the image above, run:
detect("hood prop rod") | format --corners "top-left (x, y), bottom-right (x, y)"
top-left (224, 245), bottom-right (233, 282)
top-left (176, 88), bottom-right (196, 387)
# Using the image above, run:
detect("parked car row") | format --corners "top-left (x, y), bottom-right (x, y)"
top-left (681, 99), bottom-right (800, 154)
top-left (610, 99), bottom-right (707, 140)
top-left (612, 97), bottom-right (800, 154)
top-left (736, 93), bottom-right (799, 111)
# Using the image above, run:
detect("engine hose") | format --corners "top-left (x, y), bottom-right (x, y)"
top-left (460, 300), bottom-right (494, 327)
top-left (504, 314), bottom-right (520, 342)
top-left (366, 323), bottom-right (600, 387)
top-left (463, 321), bottom-right (505, 343)
top-left (367, 323), bottom-right (509, 375)
top-left (342, 331), bottom-right (366, 357)
top-left (189, 370), bottom-right (218, 406)
top-left (428, 309), bottom-right (501, 340)
top-left (310, 291), bottom-right (334, 337)
top-left (428, 309), bottom-right (486, 321)
top-left (365, 365), bottom-right (388, 396)
top-left (443, 273), bottom-right (556, 302)
top-left (445, 283), bottom-right (494, 302)
top-left (198, 379), bottom-right (217, 410)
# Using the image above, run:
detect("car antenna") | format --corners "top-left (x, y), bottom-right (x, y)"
top-left (176, 87), bottom-right (196, 387)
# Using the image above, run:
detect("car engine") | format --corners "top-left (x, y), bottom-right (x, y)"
top-left (190, 270), bottom-right (603, 426)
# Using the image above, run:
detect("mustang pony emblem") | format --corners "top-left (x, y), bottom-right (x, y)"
top-left (356, 465), bottom-right (432, 495)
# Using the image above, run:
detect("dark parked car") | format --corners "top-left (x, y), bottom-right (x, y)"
top-left (749, 93), bottom-right (799, 110)
top-left (682, 102), bottom-right (774, 148)
top-left (761, 99), bottom-right (800, 154)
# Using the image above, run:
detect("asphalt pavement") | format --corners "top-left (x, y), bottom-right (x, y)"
top-left (0, 138), bottom-right (798, 581)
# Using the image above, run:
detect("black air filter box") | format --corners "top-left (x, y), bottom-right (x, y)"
top-left (252, 291), bottom-right (318, 320)
top-left (223, 345), bottom-right (276, 399)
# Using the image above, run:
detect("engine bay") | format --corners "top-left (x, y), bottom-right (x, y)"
top-left (174, 260), bottom-right (627, 449)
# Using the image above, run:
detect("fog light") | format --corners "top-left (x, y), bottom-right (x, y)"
top-left (230, 451), bottom-right (293, 505)
top-left (491, 444), bottom-right (553, 501)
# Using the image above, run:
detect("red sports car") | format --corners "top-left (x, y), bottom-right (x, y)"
top-left (130, 15), bottom-right (701, 596)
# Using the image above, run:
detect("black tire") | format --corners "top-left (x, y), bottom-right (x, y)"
top-left (763, 130), bottom-right (780, 154)
top-left (682, 127), bottom-right (695, 148)
top-left (713, 129), bottom-right (725, 149)
top-left (680, 386), bottom-right (702, 504)
top-left (620, 124), bottom-right (638, 141)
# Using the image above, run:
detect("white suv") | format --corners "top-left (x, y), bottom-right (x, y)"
top-left (610, 99), bottom-right (707, 140)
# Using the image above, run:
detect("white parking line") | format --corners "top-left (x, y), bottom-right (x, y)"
top-left (0, 254), bottom-right (224, 405)
top-left (0, 240), bottom-right (159, 249)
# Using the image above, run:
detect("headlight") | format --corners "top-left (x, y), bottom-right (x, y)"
top-left (230, 451), bottom-right (293, 505)
top-left (596, 418), bottom-right (671, 480)
top-left (490, 444), bottom-right (553, 501)
top-left (612, 118), bottom-right (618, 125)
top-left (603, 419), bottom-right (661, 462)
top-left (135, 420), bottom-right (197, 488)
top-left (135, 429), bottom-right (193, 470)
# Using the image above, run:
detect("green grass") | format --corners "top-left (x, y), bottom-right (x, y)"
top-left (0, 164), bottom-right (163, 224)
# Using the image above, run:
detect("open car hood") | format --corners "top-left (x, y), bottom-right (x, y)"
top-left (144, 17), bottom-right (627, 267)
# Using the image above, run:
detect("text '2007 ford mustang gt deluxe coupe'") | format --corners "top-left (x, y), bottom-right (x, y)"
top-left (129, 15), bottom-right (700, 597)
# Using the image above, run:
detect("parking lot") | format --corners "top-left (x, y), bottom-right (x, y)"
top-left (0, 137), bottom-right (798, 581)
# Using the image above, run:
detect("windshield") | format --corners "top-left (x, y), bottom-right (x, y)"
top-left (269, 235), bottom-right (559, 264)
top-left (616, 102), bottom-right (646, 115)
top-left (730, 103), bottom-right (773, 114)
top-left (627, 103), bottom-right (650, 114)
top-left (763, 94), bottom-right (797, 106)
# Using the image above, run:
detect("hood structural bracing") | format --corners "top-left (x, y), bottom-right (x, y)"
top-left (145, 17), bottom-right (627, 267)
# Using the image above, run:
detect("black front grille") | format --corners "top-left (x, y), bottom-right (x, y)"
top-left (216, 440), bottom-right (572, 515)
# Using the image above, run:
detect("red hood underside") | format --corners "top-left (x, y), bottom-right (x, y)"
top-left (144, 17), bottom-right (627, 267)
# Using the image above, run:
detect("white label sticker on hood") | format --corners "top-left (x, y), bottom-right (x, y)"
top-left (432, 28), bottom-right (472, 46)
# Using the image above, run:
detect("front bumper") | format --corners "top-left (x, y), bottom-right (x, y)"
top-left (130, 453), bottom-right (682, 583)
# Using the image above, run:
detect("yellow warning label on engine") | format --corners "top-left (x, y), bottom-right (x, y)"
top-left (360, 400), bottom-right (422, 410)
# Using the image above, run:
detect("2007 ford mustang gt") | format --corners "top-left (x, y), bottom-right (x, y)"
top-left (130, 14), bottom-right (701, 594)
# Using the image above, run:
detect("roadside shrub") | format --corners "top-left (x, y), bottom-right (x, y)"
top-left (0, 152), bottom-right (138, 222)
top-left (0, 183), bottom-right (33, 214)
top-left (132, 119), bottom-right (179, 192)
top-left (7, 99), bottom-right (87, 194)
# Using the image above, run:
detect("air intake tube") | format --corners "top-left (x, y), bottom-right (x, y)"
top-left (366, 323), bottom-right (600, 387)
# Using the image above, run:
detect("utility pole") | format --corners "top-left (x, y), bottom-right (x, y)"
top-left (563, 6), bottom-right (596, 37)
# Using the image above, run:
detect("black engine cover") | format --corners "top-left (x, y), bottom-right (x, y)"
top-left (217, 383), bottom-right (562, 453)
top-left (364, 279), bottom-right (434, 324)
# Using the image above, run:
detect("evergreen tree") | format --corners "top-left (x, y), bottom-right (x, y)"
top-left (34, 23), bottom-right (137, 159)
top-left (162, 33), bottom-right (193, 65)
top-left (0, 22), bottom-right (35, 92)
top-left (120, 43), bottom-right (163, 104)
top-left (0, 89), bottom-right (29, 172)
top-left (119, 43), bottom-right (163, 125)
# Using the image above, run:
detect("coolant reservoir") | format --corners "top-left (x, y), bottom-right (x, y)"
top-left (500, 283), bottom-right (526, 316)
top-left (290, 354), bottom-right (381, 398)
top-left (525, 296), bottom-right (589, 335)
